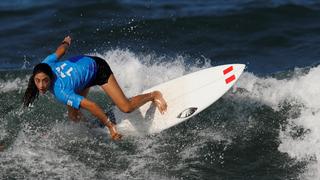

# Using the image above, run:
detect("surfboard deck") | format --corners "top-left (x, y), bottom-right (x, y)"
top-left (109, 64), bottom-right (246, 135)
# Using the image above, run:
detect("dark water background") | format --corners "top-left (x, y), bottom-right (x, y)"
top-left (1, 0), bottom-right (320, 179)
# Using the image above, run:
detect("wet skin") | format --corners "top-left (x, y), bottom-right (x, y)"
top-left (34, 72), bottom-right (50, 94)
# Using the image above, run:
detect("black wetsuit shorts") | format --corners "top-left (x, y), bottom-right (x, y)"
top-left (87, 56), bottom-right (113, 87)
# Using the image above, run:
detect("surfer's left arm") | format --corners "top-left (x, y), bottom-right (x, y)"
top-left (55, 36), bottom-right (71, 59)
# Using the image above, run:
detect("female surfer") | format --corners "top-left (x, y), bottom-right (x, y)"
top-left (23, 36), bottom-right (167, 140)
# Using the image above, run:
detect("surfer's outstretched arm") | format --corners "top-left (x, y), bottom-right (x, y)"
top-left (100, 74), bottom-right (167, 114)
top-left (55, 36), bottom-right (71, 59)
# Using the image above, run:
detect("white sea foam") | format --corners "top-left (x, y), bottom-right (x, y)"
top-left (0, 122), bottom-right (96, 179)
top-left (89, 49), bottom-right (210, 96)
top-left (104, 136), bottom-right (178, 180)
top-left (0, 76), bottom-right (29, 93)
top-left (0, 118), bottom-right (7, 141)
top-left (236, 65), bottom-right (320, 180)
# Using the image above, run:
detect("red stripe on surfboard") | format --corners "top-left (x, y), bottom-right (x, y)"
top-left (223, 66), bottom-right (233, 75)
top-left (225, 75), bottom-right (236, 84)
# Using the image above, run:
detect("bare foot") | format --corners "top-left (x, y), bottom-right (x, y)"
top-left (152, 91), bottom-right (167, 114)
top-left (108, 123), bottom-right (122, 140)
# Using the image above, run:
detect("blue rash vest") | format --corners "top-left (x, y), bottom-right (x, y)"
top-left (42, 53), bottom-right (97, 109)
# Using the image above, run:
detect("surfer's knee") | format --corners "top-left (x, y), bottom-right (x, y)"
top-left (118, 103), bottom-right (134, 113)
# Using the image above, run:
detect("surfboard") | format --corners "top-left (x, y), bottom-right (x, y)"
top-left (110, 64), bottom-right (246, 135)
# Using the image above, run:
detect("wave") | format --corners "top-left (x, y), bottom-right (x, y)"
top-left (1, 49), bottom-right (320, 179)
top-left (236, 65), bottom-right (320, 179)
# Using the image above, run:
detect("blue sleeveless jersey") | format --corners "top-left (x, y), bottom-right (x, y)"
top-left (42, 53), bottom-right (97, 109)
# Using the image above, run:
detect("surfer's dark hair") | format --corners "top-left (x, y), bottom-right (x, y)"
top-left (23, 63), bottom-right (54, 107)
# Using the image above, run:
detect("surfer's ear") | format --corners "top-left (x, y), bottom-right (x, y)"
top-left (22, 75), bottom-right (39, 107)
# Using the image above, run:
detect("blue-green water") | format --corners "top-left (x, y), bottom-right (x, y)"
top-left (1, 1), bottom-right (320, 179)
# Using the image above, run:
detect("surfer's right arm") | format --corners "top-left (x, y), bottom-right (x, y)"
top-left (55, 36), bottom-right (71, 59)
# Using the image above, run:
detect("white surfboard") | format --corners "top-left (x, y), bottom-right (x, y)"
top-left (112, 64), bottom-right (245, 135)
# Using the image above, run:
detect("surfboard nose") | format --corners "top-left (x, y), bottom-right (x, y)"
top-left (221, 64), bottom-right (245, 85)
top-left (233, 64), bottom-right (246, 77)
top-left (235, 64), bottom-right (246, 72)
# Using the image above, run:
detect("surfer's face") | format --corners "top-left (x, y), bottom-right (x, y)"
top-left (34, 72), bottom-right (50, 94)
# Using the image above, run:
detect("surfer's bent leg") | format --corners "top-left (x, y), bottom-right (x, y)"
top-left (89, 56), bottom-right (167, 114)
top-left (101, 74), bottom-right (167, 114)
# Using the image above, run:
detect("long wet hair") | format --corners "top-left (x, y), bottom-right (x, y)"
top-left (23, 63), bottom-right (54, 107)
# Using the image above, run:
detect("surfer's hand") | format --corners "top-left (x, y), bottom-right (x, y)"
top-left (67, 107), bottom-right (87, 123)
top-left (152, 91), bottom-right (167, 114)
top-left (107, 122), bottom-right (122, 140)
top-left (55, 36), bottom-right (72, 58)
top-left (62, 36), bottom-right (71, 46)
top-left (111, 133), bottom-right (122, 141)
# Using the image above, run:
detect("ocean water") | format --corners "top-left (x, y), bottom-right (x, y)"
top-left (1, 0), bottom-right (320, 179)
